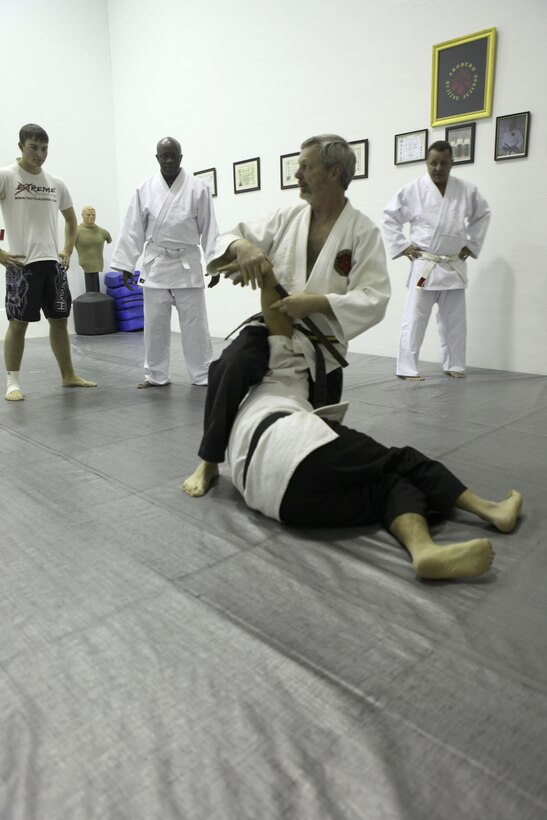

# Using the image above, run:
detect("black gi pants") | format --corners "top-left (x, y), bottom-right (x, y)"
top-left (279, 421), bottom-right (467, 529)
top-left (198, 326), bottom-right (343, 463)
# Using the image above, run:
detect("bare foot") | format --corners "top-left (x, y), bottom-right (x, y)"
top-left (487, 490), bottom-right (523, 533)
top-left (444, 371), bottom-right (465, 378)
top-left (5, 388), bottom-right (24, 401)
top-left (182, 461), bottom-right (219, 497)
top-left (63, 376), bottom-right (97, 388)
top-left (137, 381), bottom-right (169, 389)
top-left (397, 375), bottom-right (425, 381)
top-left (413, 538), bottom-right (494, 580)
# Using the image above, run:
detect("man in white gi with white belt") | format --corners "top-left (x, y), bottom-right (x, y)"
top-left (382, 140), bottom-right (491, 381)
top-left (111, 137), bottom-right (219, 387)
top-left (183, 134), bottom-right (391, 497)
top-left (218, 268), bottom-right (523, 582)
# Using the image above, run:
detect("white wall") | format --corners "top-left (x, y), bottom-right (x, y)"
top-left (108, 0), bottom-right (547, 375)
top-left (2, 0), bottom-right (546, 374)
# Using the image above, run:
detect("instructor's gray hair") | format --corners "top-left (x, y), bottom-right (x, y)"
top-left (300, 134), bottom-right (356, 190)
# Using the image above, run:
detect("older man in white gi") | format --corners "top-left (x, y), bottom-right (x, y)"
top-left (111, 137), bottom-right (219, 387)
top-left (184, 133), bottom-right (391, 496)
top-left (382, 140), bottom-right (491, 381)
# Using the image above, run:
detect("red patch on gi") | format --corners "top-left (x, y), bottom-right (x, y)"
top-left (334, 249), bottom-right (352, 276)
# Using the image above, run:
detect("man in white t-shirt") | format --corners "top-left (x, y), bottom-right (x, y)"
top-left (0, 123), bottom-right (97, 400)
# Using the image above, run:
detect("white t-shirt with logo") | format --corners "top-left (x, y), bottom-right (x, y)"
top-left (0, 163), bottom-right (73, 264)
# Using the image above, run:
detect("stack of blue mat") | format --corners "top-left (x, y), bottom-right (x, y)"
top-left (104, 271), bottom-right (144, 331)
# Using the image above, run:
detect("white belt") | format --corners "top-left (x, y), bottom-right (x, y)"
top-left (415, 252), bottom-right (464, 288)
top-left (147, 241), bottom-right (193, 258)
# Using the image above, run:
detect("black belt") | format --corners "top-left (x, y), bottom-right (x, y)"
top-left (292, 324), bottom-right (330, 407)
top-left (242, 412), bottom-right (290, 489)
top-left (225, 283), bottom-right (348, 410)
top-left (224, 311), bottom-right (265, 340)
top-left (274, 283), bottom-right (348, 369)
top-left (225, 286), bottom-right (348, 370)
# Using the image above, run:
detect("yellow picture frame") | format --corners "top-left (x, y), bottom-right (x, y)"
top-left (431, 28), bottom-right (496, 128)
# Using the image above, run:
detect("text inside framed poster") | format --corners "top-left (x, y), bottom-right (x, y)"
top-left (394, 130), bottom-right (428, 165)
top-left (349, 139), bottom-right (369, 179)
top-left (233, 157), bottom-right (261, 194)
top-left (280, 153), bottom-right (299, 189)
top-left (194, 167), bottom-right (217, 197)
top-left (431, 28), bottom-right (496, 127)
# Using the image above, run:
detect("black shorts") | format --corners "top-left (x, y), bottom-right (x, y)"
top-left (5, 260), bottom-right (72, 322)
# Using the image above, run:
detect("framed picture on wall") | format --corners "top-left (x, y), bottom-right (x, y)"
top-left (394, 129), bottom-right (428, 165)
top-left (194, 167), bottom-right (218, 197)
top-left (494, 112), bottom-right (531, 160)
top-left (280, 152), bottom-right (299, 189)
top-left (431, 28), bottom-right (496, 127)
top-left (233, 157), bottom-right (261, 193)
top-left (445, 122), bottom-right (476, 164)
top-left (349, 139), bottom-right (369, 179)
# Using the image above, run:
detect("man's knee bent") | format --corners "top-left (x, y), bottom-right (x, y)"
top-left (210, 326), bottom-right (269, 382)
top-left (6, 319), bottom-right (29, 337)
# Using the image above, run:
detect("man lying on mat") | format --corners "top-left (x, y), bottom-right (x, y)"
top-left (183, 269), bottom-right (522, 581)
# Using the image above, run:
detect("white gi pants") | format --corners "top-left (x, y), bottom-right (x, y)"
top-left (397, 288), bottom-right (466, 376)
top-left (143, 287), bottom-right (213, 385)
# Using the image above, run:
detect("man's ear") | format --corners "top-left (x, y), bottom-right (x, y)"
top-left (331, 162), bottom-right (343, 182)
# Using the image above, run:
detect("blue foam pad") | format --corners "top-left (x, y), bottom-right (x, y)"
top-left (107, 285), bottom-right (143, 300)
top-left (104, 271), bottom-right (140, 289)
top-left (109, 293), bottom-right (144, 307)
top-left (115, 305), bottom-right (144, 320)
top-left (118, 316), bottom-right (144, 331)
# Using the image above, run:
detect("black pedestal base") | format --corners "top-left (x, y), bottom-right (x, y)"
top-left (73, 292), bottom-right (118, 335)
